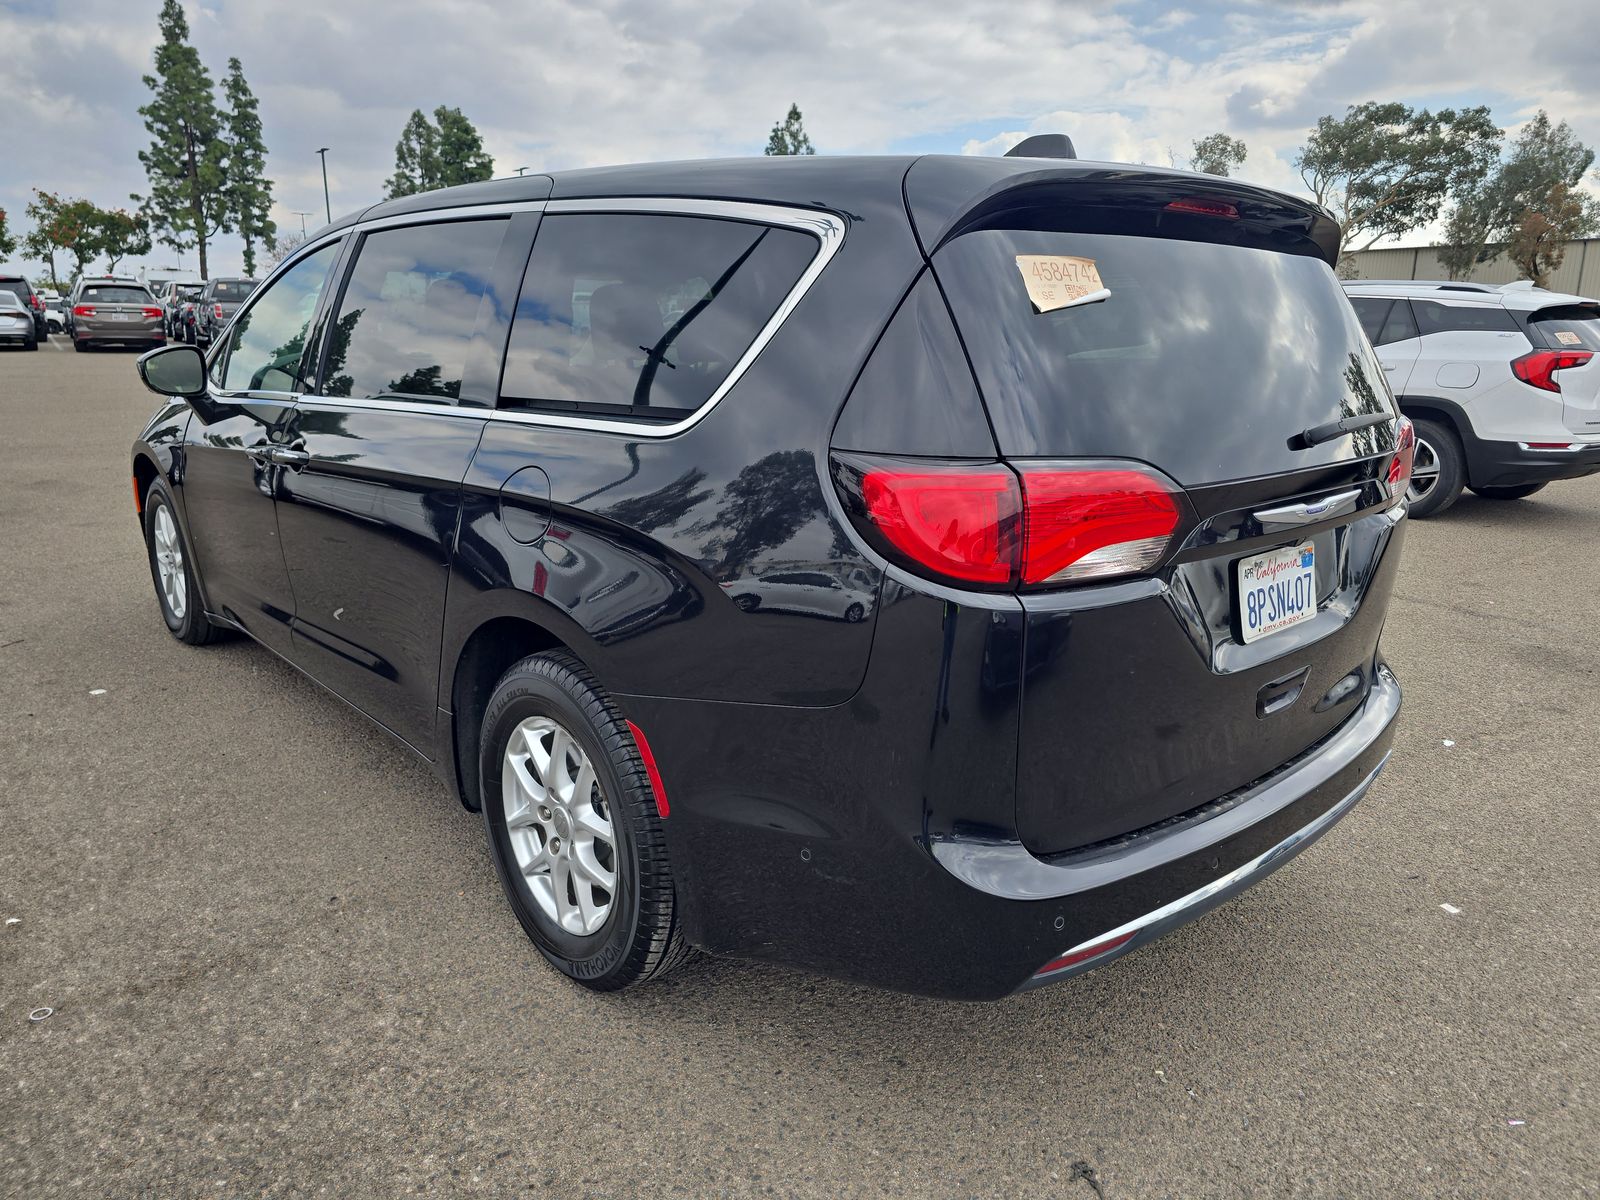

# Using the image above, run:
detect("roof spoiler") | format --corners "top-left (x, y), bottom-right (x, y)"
top-left (1005, 134), bottom-right (1076, 160)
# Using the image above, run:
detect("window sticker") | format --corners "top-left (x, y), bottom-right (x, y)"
top-left (1554, 330), bottom-right (1583, 346)
top-left (1014, 255), bottom-right (1110, 313)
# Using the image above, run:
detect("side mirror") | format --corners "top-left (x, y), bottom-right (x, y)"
top-left (137, 343), bottom-right (207, 397)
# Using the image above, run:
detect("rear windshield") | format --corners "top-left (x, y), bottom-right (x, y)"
top-left (1528, 305), bottom-right (1600, 352)
top-left (0, 280), bottom-right (29, 301)
top-left (935, 231), bottom-right (1396, 484)
top-left (213, 280), bottom-right (257, 301)
top-left (82, 286), bottom-right (153, 305)
top-left (175, 284), bottom-right (204, 299)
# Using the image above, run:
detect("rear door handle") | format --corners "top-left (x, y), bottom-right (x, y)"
top-left (267, 447), bottom-right (311, 467)
top-left (1253, 488), bottom-right (1363, 527)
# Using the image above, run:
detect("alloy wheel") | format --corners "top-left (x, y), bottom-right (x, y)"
top-left (1407, 434), bottom-right (1440, 504)
top-left (152, 505), bottom-right (187, 620)
top-left (502, 716), bottom-right (617, 936)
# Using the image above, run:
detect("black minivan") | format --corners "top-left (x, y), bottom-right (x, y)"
top-left (131, 153), bottom-right (1409, 999)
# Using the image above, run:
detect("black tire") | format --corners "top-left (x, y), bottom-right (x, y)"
top-left (480, 651), bottom-right (689, 991)
top-left (183, 324), bottom-right (195, 345)
top-left (23, 335), bottom-right (37, 351)
top-left (731, 593), bottom-right (760, 612)
top-left (1405, 419), bottom-right (1465, 519)
top-left (1470, 482), bottom-right (1547, 501)
top-left (72, 337), bottom-right (86, 352)
top-left (142, 480), bottom-right (223, 646)
top-left (844, 602), bottom-right (865, 623)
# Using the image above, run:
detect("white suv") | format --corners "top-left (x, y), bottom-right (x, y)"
top-left (1343, 280), bottom-right (1600, 516)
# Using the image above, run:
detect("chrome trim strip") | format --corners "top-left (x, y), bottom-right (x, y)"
top-left (1253, 487), bottom-right (1363, 526)
top-left (223, 197), bottom-right (845, 439)
top-left (1023, 753), bottom-right (1387, 989)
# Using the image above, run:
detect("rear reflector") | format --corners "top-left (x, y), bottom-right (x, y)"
top-left (626, 720), bottom-right (670, 819)
top-left (1035, 931), bottom-right (1137, 977)
top-left (132, 474), bottom-right (143, 514)
top-left (1166, 197), bottom-right (1239, 219)
top-left (1386, 416), bottom-right (1415, 502)
top-left (1512, 348), bottom-right (1593, 392)
top-left (845, 456), bottom-right (1181, 589)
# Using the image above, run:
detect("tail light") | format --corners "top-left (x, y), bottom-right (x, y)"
top-left (141, 306), bottom-right (163, 319)
top-left (30, 294), bottom-right (43, 311)
top-left (73, 304), bottom-right (95, 317)
top-left (1386, 416), bottom-right (1415, 502)
top-left (1165, 197), bottom-right (1239, 219)
top-left (214, 303), bottom-right (224, 319)
top-left (835, 455), bottom-right (1182, 590)
top-left (1512, 348), bottom-right (1593, 392)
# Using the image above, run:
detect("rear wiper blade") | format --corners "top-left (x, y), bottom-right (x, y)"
top-left (1289, 411), bottom-right (1393, 450)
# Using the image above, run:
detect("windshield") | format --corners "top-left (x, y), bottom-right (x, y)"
top-left (935, 230), bottom-right (1397, 485)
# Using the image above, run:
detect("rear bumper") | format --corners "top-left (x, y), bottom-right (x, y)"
top-left (1463, 433), bottom-right (1600, 487)
top-left (77, 326), bottom-right (164, 344)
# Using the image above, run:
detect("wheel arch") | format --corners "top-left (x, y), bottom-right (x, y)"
top-left (132, 452), bottom-right (161, 525)
top-left (447, 609), bottom-right (586, 812)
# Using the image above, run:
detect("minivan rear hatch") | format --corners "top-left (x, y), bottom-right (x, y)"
top-left (914, 165), bottom-right (1406, 855)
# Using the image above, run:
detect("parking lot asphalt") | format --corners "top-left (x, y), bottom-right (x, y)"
top-left (2, 339), bottom-right (1597, 1199)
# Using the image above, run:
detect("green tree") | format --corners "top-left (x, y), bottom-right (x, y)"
top-left (384, 106), bottom-right (493, 198)
top-left (96, 208), bottom-right (153, 273)
top-left (1507, 183), bottom-right (1596, 287)
top-left (1439, 112), bottom-right (1600, 279)
top-left (1190, 132), bottom-right (1247, 177)
top-left (1296, 102), bottom-right (1500, 264)
top-left (136, 0), bottom-right (231, 279)
top-left (23, 190), bottom-right (102, 280)
top-left (0, 209), bottom-right (16, 260)
top-left (764, 104), bottom-right (815, 156)
top-left (222, 56), bottom-right (275, 275)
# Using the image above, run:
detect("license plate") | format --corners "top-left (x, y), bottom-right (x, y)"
top-left (110, 312), bottom-right (131, 321)
top-left (1237, 541), bottom-right (1317, 644)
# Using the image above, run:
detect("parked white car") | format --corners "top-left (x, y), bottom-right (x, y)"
top-left (1344, 280), bottom-right (1600, 516)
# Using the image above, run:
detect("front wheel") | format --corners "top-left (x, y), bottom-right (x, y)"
top-left (143, 481), bottom-right (223, 645)
top-left (480, 651), bottom-right (689, 991)
top-left (1470, 482), bottom-right (1547, 501)
top-left (1404, 419), bottom-right (1465, 518)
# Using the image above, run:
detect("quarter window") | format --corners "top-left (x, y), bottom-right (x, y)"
top-left (1376, 299), bottom-right (1418, 345)
top-left (499, 213), bottom-right (817, 419)
top-left (219, 242), bottom-right (341, 393)
top-left (322, 219), bottom-right (508, 402)
top-left (1350, 298), bottom-right (1391, 345)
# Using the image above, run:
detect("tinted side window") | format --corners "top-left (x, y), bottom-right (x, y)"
top-left (1350, 297), bottom-right (1391, 344)
top-left (323, 219), bottom-right (508, 402)
top-left (220, 242), bottom-right (341, 393)
top-left (499, 213), bottom-right (817, 418)
top-left (1413, 301), bottom-right (1518, 336)
top-left (1376, 299), bottom-right (1418, 345)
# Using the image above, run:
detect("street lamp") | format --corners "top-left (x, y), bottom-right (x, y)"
top-left (316, 148), bottom-right (332, 224)
top-left (292, 211), bottom-right (313, 236)
top-left (514, 167), bottom-right (529, 176)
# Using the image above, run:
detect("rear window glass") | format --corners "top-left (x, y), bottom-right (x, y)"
top-left (1411, 301), bottom-right (1518, 335)
top-left (323, 219), bottom-right (507, 402)
top-left (935, 231), bottom-right (1395, 484)
top-left (1, 280), bottom-right (32, 301)
top-left (176, 284), bottom-right (204, 299)
top-left (499, 213), bottom-right (816, 419)
top-left (82, 286), bottom-right (152, 305)
top-left (212, 280), bottom-right (257, 301)
top-left (1528, 306), bottom-right (1600, 352)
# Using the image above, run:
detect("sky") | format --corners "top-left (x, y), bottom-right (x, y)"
top-left (3, 0), bottom-right (1598, 280)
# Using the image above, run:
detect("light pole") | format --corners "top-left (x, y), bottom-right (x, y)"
top-left (514, 167), bottom-right (529, 176)
top-left (292, 211), bottom-right (313, 236)
top-left (316, 148), bottom-right (331, 224)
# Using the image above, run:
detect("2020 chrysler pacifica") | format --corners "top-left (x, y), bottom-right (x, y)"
top-left (130, 152), bottom-right (1408, 999)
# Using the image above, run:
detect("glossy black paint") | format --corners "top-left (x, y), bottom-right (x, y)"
top-left (131, 154), bottom-right (1404, 998)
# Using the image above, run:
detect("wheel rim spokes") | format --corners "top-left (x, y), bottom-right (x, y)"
top-left (502, 716), bottom-right (616, 935)
top-left (153, 506), bottom-right (186, 619)
top-left (1408, 437), bottom-right (1440, 502)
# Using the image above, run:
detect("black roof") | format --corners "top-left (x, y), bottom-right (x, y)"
top-left (324, 154), bottom-right (1341, 265)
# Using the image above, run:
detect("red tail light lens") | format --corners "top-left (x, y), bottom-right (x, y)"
top-left (31, 295), bottom-right (43, 310)
top-left (1386, 416), bottom-right (1415, 501)
top-left (1015, 466), bottom-right (1180, 584)
top-left (73, 304), bottom-right (95, 317)
top-left (859, 463), bottom-right (1021, 585)
top-left (1165, 197), bottom-right (1239, 219)
top-left (843, 457), bottom-right (1181, 589)
top-left (1511, 348), bottom-right (1593, 392)
top-left (141, 306), bottom-right (163, 319)
top-left (214, 303), bottom-right (224, 319)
